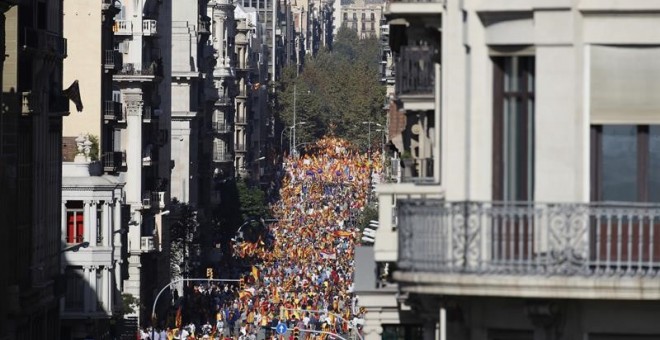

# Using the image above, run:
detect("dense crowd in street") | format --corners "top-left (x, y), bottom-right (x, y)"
top-left (143, 137), bottom-right (381, 339)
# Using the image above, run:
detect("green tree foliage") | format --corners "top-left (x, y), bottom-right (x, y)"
top-left (276, 26), bottom-right (386, 148)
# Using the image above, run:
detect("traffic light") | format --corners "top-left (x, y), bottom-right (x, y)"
top-left (293, 327), bottom-right (300, 340)
top-left (239, 278), bottom-right (245, 290)
top-left (206, 267), bottom-right (213, 278)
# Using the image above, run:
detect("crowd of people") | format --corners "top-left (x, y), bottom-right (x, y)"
top-left (143, 137), bottom-right (382, 339)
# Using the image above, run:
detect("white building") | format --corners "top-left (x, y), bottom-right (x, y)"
top-left (364, 0), bottom-right (660, 339)
top-left (60, 137), bottom-right (126, 339)
top-left (204, 0), bottom-right (238, 193)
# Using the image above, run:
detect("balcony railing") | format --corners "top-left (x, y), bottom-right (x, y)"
top-left (23, 28), bottom-right (67, 59)
top-left (101, 151), bottom-right (125, 172)
top-left (103, 100), bottom-right (122, 121)
top-left (401, 157), bottom-right (434, 183)
top-left (104, 50), bottom-right (122, 70)
top-left (235, 143), bottom-right (247, 152)
top-left (396, 45), bottom-right (434, 96)
top-left (117, 62), bottom-right (161, 77)
top-left (212, 122), bottom-right (232, 134)
top-left (398, 200), bottom-right (660, 278)
top-left (142, 19), bottom-right (157, 36)
top-left (213, 151), bottom-right (233, 162)
top-left (113, 20), bottom-right (132, 35)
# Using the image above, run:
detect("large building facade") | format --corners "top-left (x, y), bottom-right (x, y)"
top-left (363, 1), bottom-right (660, 340)
top-left (0, 0), bottom-right (69, 339)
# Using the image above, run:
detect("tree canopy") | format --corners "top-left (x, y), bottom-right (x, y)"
top-left (276, 26), bottom-right (386, 150)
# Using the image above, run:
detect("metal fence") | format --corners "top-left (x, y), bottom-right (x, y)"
top-left (398, 200), bottom-right (660, 277)
top-left (395, 45), bottom-right (434, 96)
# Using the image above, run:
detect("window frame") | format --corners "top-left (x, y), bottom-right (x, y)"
top-left (492, 56), bottom-right (536, 201)
top-left (591, 125), bottom-right (659, 202)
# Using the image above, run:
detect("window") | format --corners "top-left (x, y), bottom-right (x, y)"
top-left (381, 324), bottom-right (423, 340)
top-left (64, 267), bottom-right (84, 312)
top-left (66, 201), bottom-right (84, 243)
top-left (591, 125), bottom-right (660, 202)
top-left (371, 13), bottom-right (375, 21)
top-left (343, 13), bottom-right (347, 21)
top-left (96, 203), bottom-right (103, 245)
top-left (493, 56), bottom-right (535, 201)
top-left (353, 13), bottom-right (357, 20)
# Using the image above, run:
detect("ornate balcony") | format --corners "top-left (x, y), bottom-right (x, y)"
top-left (104, 50), bottom-right (122, 71)
top-left (400, 157), bottom-right (434, 183)
top-left (101, 151), bottom-right (126, 173)
top-left (395, 45), bottom-right (434, 97)
top-left (142, 19), bottom-right (157, 36)
top-left (235, 115), bottom-right (247, 125)
top-left (394, 200), bottom-right (660, 300)
top-left (103, 100), bottom-right (122, 121)
top-left (113, 20), bottom-right (132, 35)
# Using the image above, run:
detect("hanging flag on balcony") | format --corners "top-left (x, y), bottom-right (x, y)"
top-left (63, 80), bottom-right (84, 112)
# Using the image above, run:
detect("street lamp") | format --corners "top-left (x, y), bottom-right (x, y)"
top-left (60, 241), bottom-right (90, 253)
top-left (361, 121), bottom-right (383, 159)
top-left (290, 121), bottom-right (307, 156)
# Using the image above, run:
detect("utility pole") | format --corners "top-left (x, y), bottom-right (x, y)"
top-left (293, 84), bottom-right (297, 155)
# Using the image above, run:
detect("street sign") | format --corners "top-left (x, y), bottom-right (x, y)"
top-left (276, 323), bottom-right (288, 335)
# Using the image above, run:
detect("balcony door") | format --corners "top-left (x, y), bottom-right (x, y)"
top-left (591, 125), bottom-right (660, 264)
top-left (492, 56), bottom-right (535, 264)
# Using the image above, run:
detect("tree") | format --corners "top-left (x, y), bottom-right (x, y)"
top-left (275, 28), bottom-right (386, 147)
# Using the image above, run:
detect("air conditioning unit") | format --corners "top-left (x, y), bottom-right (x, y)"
top-left (117, 41), bottom-right (129, 53)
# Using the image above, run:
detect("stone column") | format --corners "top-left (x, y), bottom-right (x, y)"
top-left (83, 201), bottom-right (91, 243)
top-left (105, 267), bottom-right (112, 313)
top-left (89, 266), bottom-right (98, 312)
top-left (102, 201), bottom-right (111, 247)
top-left (61, 201), bottom-right (67, 243)
top-left (82, 266), bottom-right (91, 312)
top-left (89, 201), bottom-right (98, 245)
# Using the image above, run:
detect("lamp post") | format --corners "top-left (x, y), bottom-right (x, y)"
top-left (361, 121), bottom-right (382, 161)
top-left (290, 121), bottom-right (307, 156)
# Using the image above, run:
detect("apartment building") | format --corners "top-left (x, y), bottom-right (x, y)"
top-left (60, 136), bottom-right (126, 339)
top-left (58, 1), bottom-right (129, 338)
top-left (0, 0), bottom-right (69, 339)
top-left (202, 0), bottom-right (237, 204)
top-left (363, 1), bottom-right (660, 339)
top-left (111, 0), bottom-right (170, 326)
top-left (339, 0), bottom-right (383, 39)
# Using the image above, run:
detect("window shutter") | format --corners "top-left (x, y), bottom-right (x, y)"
top-left (590, 45), bottom-right (660, 124)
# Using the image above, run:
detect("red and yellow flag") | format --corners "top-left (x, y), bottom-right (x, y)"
top-left (175, 306), bottom-right (182, 328)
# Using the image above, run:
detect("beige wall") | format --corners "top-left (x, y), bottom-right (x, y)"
top-left (63, 0), bottom-right (102, 140)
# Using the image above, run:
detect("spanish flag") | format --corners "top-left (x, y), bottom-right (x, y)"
top-left (175, 306), bottom-right (182, 328)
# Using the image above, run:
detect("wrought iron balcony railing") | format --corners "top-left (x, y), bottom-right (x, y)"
top-left (398, 200), bottom-right (660, 278)
top-left (395, 45), bottom-right (434, 96)
top-left (104, 49), bottom-right (122, 70)
top-left (212, 151), bottom-right (233, 162)
top-left (212, 122), bottom-right (232, 134)
top-left (101, 151), bottom-right (125, 172)
top-left (104, 100), bottom-right (122, 121)
top-left (23, 28), bottom-right (67, 59)
top-left (401, 157), bottom-right (434, 183)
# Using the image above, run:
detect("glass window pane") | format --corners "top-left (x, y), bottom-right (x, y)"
top-left (649, 126), bottom-right (660, 202)
top-left (601, 125), bottom-right (638, 202)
